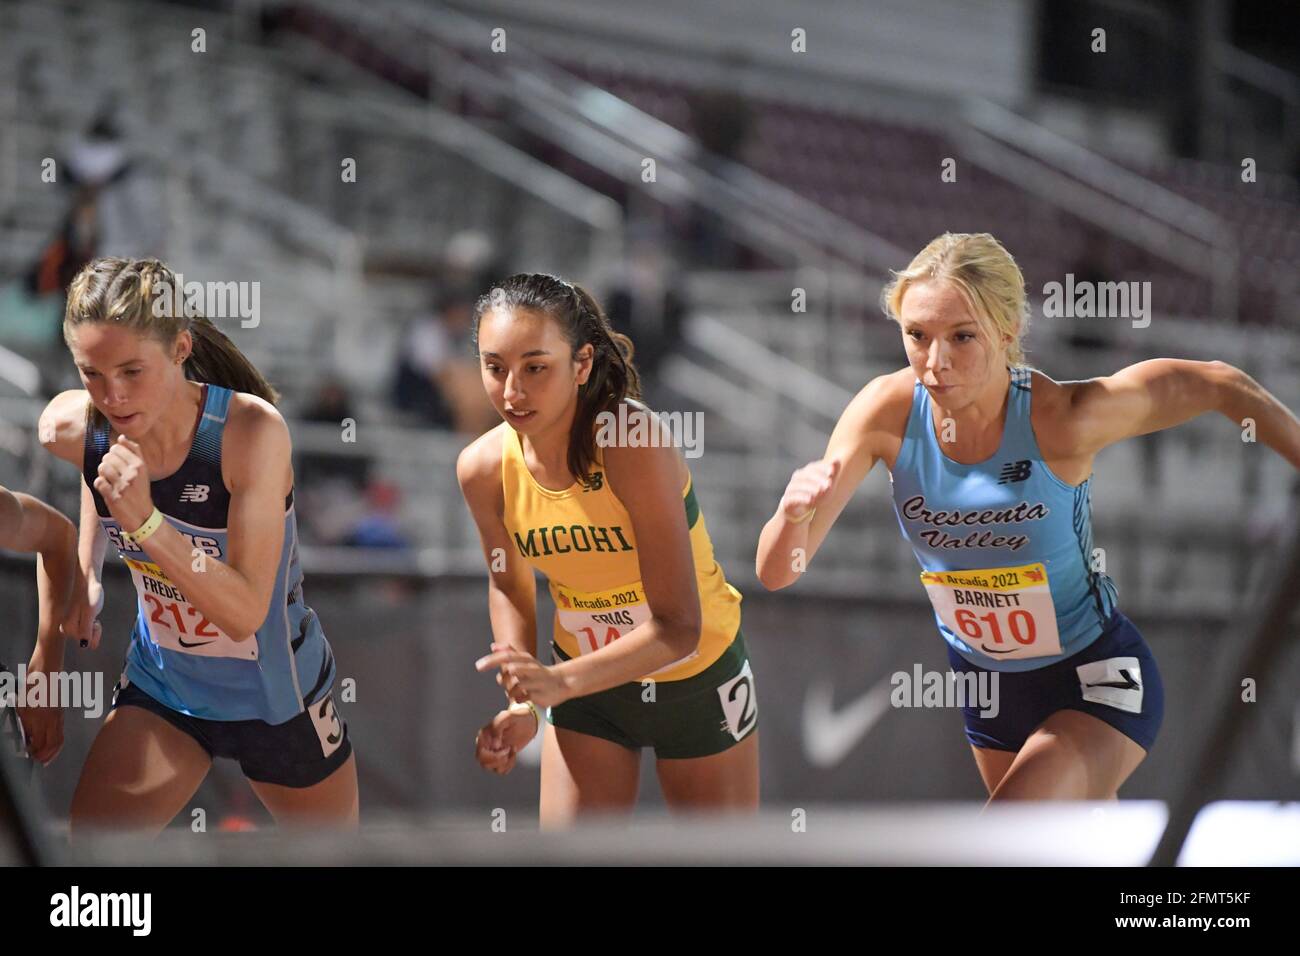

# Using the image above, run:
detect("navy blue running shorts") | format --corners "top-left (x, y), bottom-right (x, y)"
top-left (111, 676), bottom-right (352, 788)
top-left (947, 609), bottom-right (1164, 753)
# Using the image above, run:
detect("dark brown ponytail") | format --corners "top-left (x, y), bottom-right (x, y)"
top-left (184, 315), bottom-right (280, 405)
top-left (473, 273), bottom-right (642, 490)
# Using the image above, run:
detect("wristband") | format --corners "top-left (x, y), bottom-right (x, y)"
top-left (510, 700), bottom-right (540, 728)
top-left (124, 507), bottom-right (165, 545)
top-left (787, 507), bottom-right (816, 525)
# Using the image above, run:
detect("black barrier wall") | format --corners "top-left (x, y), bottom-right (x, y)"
top-left (0, 558), bottom-right (1295, 829)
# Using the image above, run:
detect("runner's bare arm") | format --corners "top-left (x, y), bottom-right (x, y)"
top-left (1068, 359), bottom-right (1300, 468)
top-left (457, 431), bottom-right (539, 659)
top-left (117, 399), bottom-right (289, 641)
top-left (38, 391), bottom-right (105, 646)
top-left (37, 389), bottom-right (89, 469)
top-left (0, 487), bottom-right (79, 658)
top-left (78, 480), bottom-right (107, 602)
top-left (757, 373), bottom-right (904, 589)
top-left (67, 479), bottom-right (109, 649)
top-left (548, 416), bottom-right (702, 697)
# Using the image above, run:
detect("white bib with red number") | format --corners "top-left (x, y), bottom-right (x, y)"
top-left (554, 580), bottom-right (698, 677)
top-left (920, 562), bottom-right (1062, 661)
top-left (124, 557), bottom-right (257, 660)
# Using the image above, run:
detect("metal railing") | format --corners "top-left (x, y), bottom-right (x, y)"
top-left (299, 0), bottom-right (907, 276)
top-left (960, 99), bottom-right (1240, 323)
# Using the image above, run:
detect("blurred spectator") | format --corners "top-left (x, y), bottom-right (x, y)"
top-left (391, 290), bottom-right (458, 429)
top-left (688, 85), bottom-right (754, 163)
top-left (1064, 228), bottom-right (1116, 352)
top-left (294, 377), bottom-right (380, 548)
top-left (441, 230), bottom-right (500, 293)
top-left (686, 54), bottom-right (754, 268)
top-left (11, 105), bottom-right (166, 394)
top-left (298, 377), bottom-right (371, 488)
top-left (343, 480), bottom-right (411, 550)
top-left (392, 283), bottom-right (498, 435)
top-left (61, 106), bottom-right (165, 262)
top-left (604, 231), bottom-right (686, 391)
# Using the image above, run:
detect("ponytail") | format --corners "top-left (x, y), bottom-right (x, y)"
top-left (568, 284), bottom-right (641, 487)
top-left (184, 315), bottom-right (279, 405)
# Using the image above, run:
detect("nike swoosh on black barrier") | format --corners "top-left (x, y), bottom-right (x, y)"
top-left (802, 677), bottom-right (894, 768)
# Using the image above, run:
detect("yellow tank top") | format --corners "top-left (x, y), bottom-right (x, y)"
top-left (500, 424), bottom-right (742, 683)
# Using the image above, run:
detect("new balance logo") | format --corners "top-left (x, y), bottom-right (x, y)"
top-left (998, 460), bottom-right (1032, 484)
top-left (179, 484), bottom-right (210, 503)
top-left (1084, 669), bottom-right (1141, 691)
top-left (583, 472), bottom-right (604, 491)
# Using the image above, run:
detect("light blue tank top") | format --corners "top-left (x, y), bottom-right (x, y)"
top-left (889, 366), bottom-right (1118, 672)
top-left (84, 384), bottom-right (335, 723)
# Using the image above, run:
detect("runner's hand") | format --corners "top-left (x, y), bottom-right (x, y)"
top-left (780, 458), bottom-right (841, 521)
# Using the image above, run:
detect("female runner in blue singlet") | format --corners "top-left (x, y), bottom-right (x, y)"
top-left (757, 232), bottom-right (1300, 801)
top-left (40, 257), bottom-right (358, 835)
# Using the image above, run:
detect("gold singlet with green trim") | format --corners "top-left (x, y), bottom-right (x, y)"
top-left (500, 425), bottom-right (742, 683)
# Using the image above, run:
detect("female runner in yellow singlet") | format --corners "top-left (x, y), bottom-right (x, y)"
top-left (458, 274), bottom-right (758, 827)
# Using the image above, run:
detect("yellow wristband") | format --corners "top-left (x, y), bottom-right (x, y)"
top-left (787, 507), bottom-right (816, 525)
top-left (125, 507), bottom-right (165, 545)
top-left (509, 700), bottom-right (540, 728)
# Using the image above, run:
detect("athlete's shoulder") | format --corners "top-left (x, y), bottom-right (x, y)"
top-left (599, 399), bottom-right (687, 483)
top-left (1024, 367), bottom-right (1087, 454)
top-left (222, 391), bottom-right (291, 489)
top-left (1025, 367), bottom-right (1073, 403)
top-left (456, 421), bottom-right (510, 498)
top-left (599, 398), bottom-right (678, 457)
top-left (224, 391), bottom-right (290, 445)
top-left (876, 367), bottom-right (922, 405)
top-left (842, 367), bottom-right (917, 433)
top-left (38, 389), bottom-right (90, 466)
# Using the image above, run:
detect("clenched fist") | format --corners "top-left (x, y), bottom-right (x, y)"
top-left (94, 435), bottom-right (155, 533)
top-left (779, 458), bottom-right (841, 522)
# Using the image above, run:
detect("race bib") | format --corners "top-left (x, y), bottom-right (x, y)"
top-left (920, 562), bottom-right (1062, 661)
top-left (309, 691), bottom-right (346, 758)
top-left (553, 580), bottom-right (698, 676)
top-left (716, 661), bottom-right (758, 742)
top-left (123, 557), bottom-right (257, 660)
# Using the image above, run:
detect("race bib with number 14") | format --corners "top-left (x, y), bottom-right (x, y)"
top-left (553, 580), bottom-right (698, 676)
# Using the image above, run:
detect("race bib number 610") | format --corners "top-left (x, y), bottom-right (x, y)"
top-left (920, 562), bottom-right (1062, 660)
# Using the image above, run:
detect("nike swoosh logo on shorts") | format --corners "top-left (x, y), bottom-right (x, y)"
top-left (1084, 671), bottom-right (1141, 690)
top-left (802, 676), bottom-right (893, 769)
